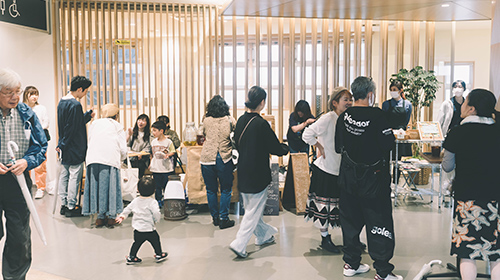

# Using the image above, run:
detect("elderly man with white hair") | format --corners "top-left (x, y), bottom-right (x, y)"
top-left (0, 68), bottom-right (47, 280)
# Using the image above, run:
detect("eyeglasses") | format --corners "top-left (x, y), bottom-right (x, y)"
top-left (0, 88), bottom-right (23, 97)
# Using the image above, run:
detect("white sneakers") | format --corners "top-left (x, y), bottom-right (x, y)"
top-left (374, 273), bottom-right (404, 280)
top-left (35, 189), bottom-right (45, 199)
top-left (343, 263), bottom-right (370, 277)
top-left (344, 263), bottom-right (403, 280)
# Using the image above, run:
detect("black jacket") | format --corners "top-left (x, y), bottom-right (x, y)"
top-left (234, 112), bottom-right (289, 193)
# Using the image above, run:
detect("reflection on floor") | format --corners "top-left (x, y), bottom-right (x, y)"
top-left (1, 181), bottom-right (490, 280)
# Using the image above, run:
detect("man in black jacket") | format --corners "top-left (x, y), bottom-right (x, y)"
top-left (335, 76), bottom-right (401, 280)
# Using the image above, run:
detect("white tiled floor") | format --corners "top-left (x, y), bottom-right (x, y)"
top-left (1, 177), bottom-right (490, 280)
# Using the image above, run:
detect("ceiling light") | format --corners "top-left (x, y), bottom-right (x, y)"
top-left (441, 4), bottom-right (450, 7)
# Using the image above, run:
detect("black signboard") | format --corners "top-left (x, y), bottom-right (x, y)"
top-left (0, 0), bottom-right (49, 32)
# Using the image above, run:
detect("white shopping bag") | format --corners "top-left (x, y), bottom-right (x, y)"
top-left (121, 156), bottom-right (139, 201)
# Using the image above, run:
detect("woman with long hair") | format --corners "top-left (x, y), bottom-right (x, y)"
top-left (287, 100), bottom-right (315, 153)
top-left (23, 86), bottom-right (50, 199)
top-left (127, 114), bottom-right (151, 179)
top-left (200, 95), bottom-right (236, 229)
top-left (442, 88), bottom-right (500, 280)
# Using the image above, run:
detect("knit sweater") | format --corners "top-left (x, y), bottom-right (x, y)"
top-left (200, 116), bottom-right (236, 165)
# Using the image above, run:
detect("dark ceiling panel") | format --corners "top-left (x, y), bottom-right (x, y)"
top-left (222, 0), bottom-right (494, 21)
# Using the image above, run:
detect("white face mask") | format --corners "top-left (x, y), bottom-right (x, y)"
top-left (368, 93), bottom-right (375, 107)
top-left (453, 88), bottom-right (464, 97)
top-left (390, 91), bottom-right (400, 99)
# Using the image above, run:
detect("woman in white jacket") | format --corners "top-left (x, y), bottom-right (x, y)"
top-left (82, 103), bottom-right (127, 228)
top-left (302, 87), bottom-right (352, 253)
top-left (438, 80), bottom-right (466, 135)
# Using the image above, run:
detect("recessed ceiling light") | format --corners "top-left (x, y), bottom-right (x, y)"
top-left (442, 4), bottom-right (450, 7)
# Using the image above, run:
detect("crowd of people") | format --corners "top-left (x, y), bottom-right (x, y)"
top-left (2, 66), bottom-right (500, 280)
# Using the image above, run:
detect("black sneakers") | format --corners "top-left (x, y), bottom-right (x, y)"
top-left (320, 234), bottom-right (340, 253)
top-left (155, 252), bottom-right (168, 263)
top-left (60, 206), bottom-right (68, 215)
top-left (219, 219), bottom-right (235, 229)
top-left (126, 256), bottom-right (142, 265)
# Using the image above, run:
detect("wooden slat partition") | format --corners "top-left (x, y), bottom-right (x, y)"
top-left (54, 2), bottom-right (438, 149)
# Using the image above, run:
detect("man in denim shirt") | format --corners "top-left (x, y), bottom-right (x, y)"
top-left (0, 68), bottom-right (47, 280)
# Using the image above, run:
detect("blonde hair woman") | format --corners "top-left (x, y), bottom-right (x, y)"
top-left (302, 87), bottom-right (352, 253)
top-left (23, 86), bottom-right (50, 199)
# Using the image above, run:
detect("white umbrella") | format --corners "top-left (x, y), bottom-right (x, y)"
top-left (7, 141), bottom-right (47, 245)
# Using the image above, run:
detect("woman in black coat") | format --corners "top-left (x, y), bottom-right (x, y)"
top-left (229, 86), bottom-right (289, 258)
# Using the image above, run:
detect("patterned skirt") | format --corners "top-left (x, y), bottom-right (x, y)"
top-left (451, 199), bottom-right (500, 261)
top-left (304, 164), bottom-right (340, 229)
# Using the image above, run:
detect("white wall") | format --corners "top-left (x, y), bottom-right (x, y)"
top-left (0, 22), bottom-right (57, 182)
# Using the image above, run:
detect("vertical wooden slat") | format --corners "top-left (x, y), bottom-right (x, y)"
top-left (197, 5), bottom-right (202, 120)
top-left (380, 21), bottom-right (389, 106)
top-left (60, 1), bottom-right (68, 95)
top-left (113, 2), bottom-right (119, 107)
top-left (215, 8), bottom-right (220, 96)
top-left (321, 19), bottom-right (329, 113)
top-left (147, 3), bottom-right (152, 118)
top-left (128, 2), bottom-right (132, 125)
top-left (255, 17), bottom-right (260, 86)
top-left (343, 20), bottom-right (351, 88)
top-left (140, 3), bottom-right (146, 114)
top-left (208, 6), bottom-right (213, 98)
top-left (134, 2), bottom-right (139, 118)
top-left (411, 21), bottom-right (420, 68)
top-left (395, 21), bottom-right (404, 73)
top-left (220, 15), bottom-right (224, 98)
top-left (108, 2), bottom-right (114, 104)
top-left (190, 5), bottom-right (195, 123)
top-left (244, 17), bottom-right (249, 95)
top-left (160, 4), bottom-right (165, 117)
top-left (80, 1), bottom-right (86, 109)
top-left (119, 3), bottom-right (125, 124)
top-left (289, 18), bottom-right (295, 108)
top-left (300, 18), bottom-right (306, 100)
top-left (354, 20), bottom-right (362, 78)
top-left (232, 16), bottom-right (237, 117)
top-left (332, 19), bottom-right (340, 88)
top-left (202, 5), bottom-right (207, 112)
top-left (74, 0), bottom-right (80, 78)
top-left (87, 1), bottom-right (93, 109)
top-left (166, 4), bottom-right (173, 116)
top-left (101, 1), bottom-right (107, 104)
top-left (278, 17), bottom-right (284, 141)
top-left (155, 4), bottom-right (160, 119)
top-left (311, 19), bottom-right (317, 115)
top-left (365, 20), bottom-right (373, 78)
top-left (68, 1), bottom-right (75, 79)
top-left (172, 4), bottom-right (178, 132)
top-left (267, 17), bottom-right (273, 114)
top-left (183, 5), bottom-right (189, 128)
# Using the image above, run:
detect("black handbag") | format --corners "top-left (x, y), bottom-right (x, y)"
top-left (338, 151), bottom-right (389, 198)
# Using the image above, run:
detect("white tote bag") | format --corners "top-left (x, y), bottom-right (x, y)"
top-left (121, 156), bottom-right (139, 201)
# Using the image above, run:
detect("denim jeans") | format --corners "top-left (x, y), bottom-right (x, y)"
top-left (58, 163), bottom-right (84, 209)
top-left (201, 153), bottom-right (234, 220)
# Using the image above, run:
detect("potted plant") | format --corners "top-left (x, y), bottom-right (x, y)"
top-left (389, 66), bottom-right (441, 128)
